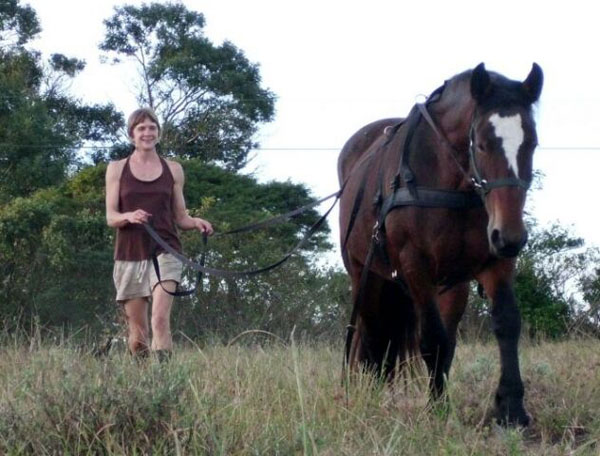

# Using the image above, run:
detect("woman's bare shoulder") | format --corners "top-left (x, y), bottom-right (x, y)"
top-left (165, 158), bottom-right (184, 179)
top-left (106, 158), bottom-right (128, 179)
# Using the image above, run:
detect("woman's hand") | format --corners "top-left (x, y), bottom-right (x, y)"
top-left (125, 209), bottom-right (152, 224)
top-left (193, 217), bottom-right (214, 235)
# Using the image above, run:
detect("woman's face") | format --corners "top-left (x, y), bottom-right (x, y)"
top-left (131, 118), bottom-right (160, 151)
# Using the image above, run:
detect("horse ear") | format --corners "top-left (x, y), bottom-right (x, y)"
top-left (470, 63), bottom-right (491, 102)
top-left (522, 62), bottom-right (543, 103)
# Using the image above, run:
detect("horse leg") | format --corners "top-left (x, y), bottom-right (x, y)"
top-left (397, 258), bottom-right (451, 399)
top-left (346, 262), bottom-right (384, 375)
top-left (378, 279), bottom-right (416, 380)
top-left (478, 265), bottom-right (530, 427)
top-left (346, 262), bottom-right (412, 380)
top-left (350, 271), bottom-right (392, 377)
top-left (419, 298), bottom-right (451, 399)
top-left (436, 282), bottom-right (469, 377)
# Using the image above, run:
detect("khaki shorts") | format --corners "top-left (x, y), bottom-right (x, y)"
top-left (113, 253), bottom-right (183, 302)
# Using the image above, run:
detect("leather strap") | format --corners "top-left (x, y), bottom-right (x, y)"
top-left (144, 189), bottom-right (341, 283)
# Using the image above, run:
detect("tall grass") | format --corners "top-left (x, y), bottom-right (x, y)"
top-left (1, 329), bottom-right (599, 454)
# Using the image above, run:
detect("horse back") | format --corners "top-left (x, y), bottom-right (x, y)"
top-left (337, 118), bottom-right (403, 185)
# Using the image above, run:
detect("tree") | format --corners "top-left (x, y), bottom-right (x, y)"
top-left (0, 159), bottom-right (342, 340)
top-left (0, 1), bottom-right (123, 204)
top-left (579, 266), bottom-right (600, 334)
top-left (99, 2), bottom-right (275, 170)
top-left (0, 0), bottom-right (40, 48)
top-left (0, 2), bottom-right (344, 342)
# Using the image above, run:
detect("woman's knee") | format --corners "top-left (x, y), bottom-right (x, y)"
top-left (151, 313), bottom-right (171, 334)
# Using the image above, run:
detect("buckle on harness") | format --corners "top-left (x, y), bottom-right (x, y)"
top-left (471, 177), bottom-right (489, 192)
top-left (372, 221), bottom-right (380, 242)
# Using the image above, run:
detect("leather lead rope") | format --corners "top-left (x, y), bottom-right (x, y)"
top-left (144, 188), bottom-right (342, 295)
top-left (151, 233), bottom-right (207, 297)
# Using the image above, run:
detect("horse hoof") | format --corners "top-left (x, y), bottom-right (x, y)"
top-left (495, 405), bottom-right (530, 427)
top-left (496, 412), bottom-right (530, 428)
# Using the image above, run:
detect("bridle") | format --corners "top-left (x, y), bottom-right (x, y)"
top-left (417, 103), bottom-right (531, 200)
top-left (467, 123), bottom-right (531, 197)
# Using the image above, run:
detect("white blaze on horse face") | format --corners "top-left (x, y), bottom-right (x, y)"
top-left (489, 113), bottom-right (524, 177)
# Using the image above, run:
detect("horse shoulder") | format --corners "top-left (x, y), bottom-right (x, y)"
top-left (338, 118), bottom-right (403, 183)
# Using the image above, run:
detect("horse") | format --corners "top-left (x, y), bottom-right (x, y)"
top-left (338, 63), bottom-right (543, 426)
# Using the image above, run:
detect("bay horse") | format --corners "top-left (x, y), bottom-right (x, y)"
top-left (338, 63), bottom-right (543, 426)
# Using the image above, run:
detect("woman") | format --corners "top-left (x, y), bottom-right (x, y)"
top-left (105, 108), bottom-right (213, 359)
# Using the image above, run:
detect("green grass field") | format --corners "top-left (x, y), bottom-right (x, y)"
top-left (1, 334), bottom-right (599, 455)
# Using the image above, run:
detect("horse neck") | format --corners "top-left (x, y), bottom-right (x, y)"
top-left (429, 90), bottom-right (476, 151)
top-left (410, 91), bottom-right (476, 190)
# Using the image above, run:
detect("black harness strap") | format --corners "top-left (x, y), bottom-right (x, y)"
top-left (216, 190), bottom-right (342, 237)
top-left (151, 233), bottom-right (207, 297)
top-left (391, 106), bottom-right (422, 196)
top-left (342, 120), bottom-right (405, 253)
top-left (381, 187), bottom-right (483, 212)
top-left (341, 158), bottom-right (374, 253)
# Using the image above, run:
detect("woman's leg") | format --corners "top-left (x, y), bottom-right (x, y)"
top-left (150, 281), bottom-right (176, 351)
top-left (123, 298), bottom-right (150, 355)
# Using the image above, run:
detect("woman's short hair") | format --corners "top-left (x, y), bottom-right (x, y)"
top-left (127, 108), bottom-right (161, 139)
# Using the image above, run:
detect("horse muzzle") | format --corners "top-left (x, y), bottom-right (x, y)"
top-left (489, 228), bottom-right (528, 258)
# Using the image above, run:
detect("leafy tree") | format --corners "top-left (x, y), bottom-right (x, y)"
top-left (99, 2), bottom-right (275, 170)
top-left (0, 1), bottom-right (124, 203)
top-left (0, 1), bottom-right (344, 343)
top-left (171, 160), bottom-right (341, 341)
top-left (0, 159), bottom-right (342, 340)
top-left (0, 0), bottom-right (40, 48)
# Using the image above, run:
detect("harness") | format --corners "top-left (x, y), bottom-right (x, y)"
top-left (343, 99), bottom-right (530, 361)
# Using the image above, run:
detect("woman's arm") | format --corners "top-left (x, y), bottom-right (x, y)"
top-left (169, 161), bottom-right (213, 234)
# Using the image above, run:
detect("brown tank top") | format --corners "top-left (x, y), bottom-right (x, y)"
top-left (114, 156), bottom-right (182, 261)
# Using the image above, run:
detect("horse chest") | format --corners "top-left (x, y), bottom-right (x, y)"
top-left (384, 209), bottom-right (490, 283)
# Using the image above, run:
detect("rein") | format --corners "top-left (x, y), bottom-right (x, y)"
top-left (145, 187), bottom-right (343, 296)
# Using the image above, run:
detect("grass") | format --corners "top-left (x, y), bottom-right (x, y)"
top-left (1, 332), bottom-right (600, 455)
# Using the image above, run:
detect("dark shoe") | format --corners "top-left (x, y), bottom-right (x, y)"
top-left (154, 349), bottom-right (173, 363)
top-left (132, 347), bottom-right (150, 364)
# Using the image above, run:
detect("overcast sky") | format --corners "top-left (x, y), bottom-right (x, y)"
top-left (25, 0), bottom-right (600, 265)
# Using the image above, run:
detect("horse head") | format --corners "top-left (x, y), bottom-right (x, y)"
top-left (469, 63), bottom-right (543, 258)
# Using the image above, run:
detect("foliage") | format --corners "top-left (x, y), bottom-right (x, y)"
top-left (0, 0), bottom-right (40, 48)
top-left (100, 2), bottom-right (275, 170)
top-left (0, 159), bottom-right (344, 339)
top-left (575, 265), bottom-right (600, 335)
top-left (0, 1), bottom-right (344, 342)
top-left (514, 222), bottom-right (587, 337)
top-left (0, 1), bottom-right (123, 204)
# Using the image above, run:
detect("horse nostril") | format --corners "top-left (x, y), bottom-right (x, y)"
top-left (491, 229), bottom-right (501, 248)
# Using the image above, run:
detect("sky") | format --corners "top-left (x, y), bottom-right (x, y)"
top-left (24, 0), bottom-right (600, 267)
